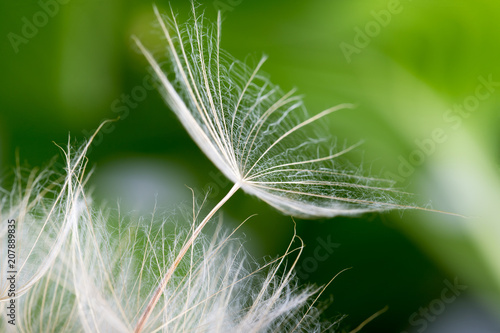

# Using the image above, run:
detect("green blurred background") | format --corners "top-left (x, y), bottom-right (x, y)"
top-left (1, 0), bottom-right (499, 331)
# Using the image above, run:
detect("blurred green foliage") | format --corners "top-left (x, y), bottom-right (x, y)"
top-left (1, 0), bottom-right (499, 331)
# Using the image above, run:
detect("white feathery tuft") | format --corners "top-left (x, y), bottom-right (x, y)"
top-left (0, 141), bottom-right (341, 332)
top-left (132, 3), bottom-right (415, 220)
top-left (0, 122), bottom-right (107, 304)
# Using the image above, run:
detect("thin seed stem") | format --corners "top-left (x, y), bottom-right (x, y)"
top-left (134, 183), bottom-right (240, 333)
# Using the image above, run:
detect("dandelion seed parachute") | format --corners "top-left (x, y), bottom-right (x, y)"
top-left (133, 3), bottom-right (411, 219)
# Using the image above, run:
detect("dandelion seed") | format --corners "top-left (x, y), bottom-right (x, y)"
top-left (132, 4), bottom-right (414, 220)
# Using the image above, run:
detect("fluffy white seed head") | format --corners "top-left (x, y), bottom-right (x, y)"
top-left (0, 142), bottom-right (340, 332)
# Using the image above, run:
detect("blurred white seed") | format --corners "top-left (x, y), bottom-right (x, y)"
top-left (0, 141), bottom-right (339, 332)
